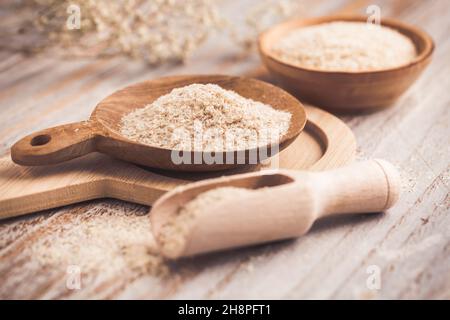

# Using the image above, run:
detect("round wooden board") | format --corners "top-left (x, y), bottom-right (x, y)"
top-left (155, 105), bottom-right (356, 182)
top-left (0, 106), bottom-right (355, 219)
top-left (280, 105), bottom-right (356, 170)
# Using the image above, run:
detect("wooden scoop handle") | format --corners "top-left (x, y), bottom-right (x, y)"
top-left (11, 121), bottom-right (98, 166)
top-left (310, 159), bottom-right (400, 217)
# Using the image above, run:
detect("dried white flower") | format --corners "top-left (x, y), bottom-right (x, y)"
top-left (4, 0), bottom-right (223, 64)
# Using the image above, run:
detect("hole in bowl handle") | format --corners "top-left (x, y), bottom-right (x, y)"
top-left (11, 121), bottom-right (99, 166)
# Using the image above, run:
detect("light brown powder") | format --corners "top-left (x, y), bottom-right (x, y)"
top-left (272, 21), bottom-right (417, 72)
top-left (30, 203), bottom-right (167, 277)
top-left (158, 187), bottom-right (250, 256)
top-left (120, 84), bottom-right (291, 151)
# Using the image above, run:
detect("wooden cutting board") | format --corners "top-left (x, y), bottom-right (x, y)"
top-left (0, 106), bottom-right (356, 220)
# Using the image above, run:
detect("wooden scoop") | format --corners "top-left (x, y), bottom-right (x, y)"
top-left (11, 75), bottom-right (306, 172)
top-left (151, 159), bottom-right (400, 258)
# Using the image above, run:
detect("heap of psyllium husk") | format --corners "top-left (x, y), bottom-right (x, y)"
top-left (157, 187), bottom-right (249, 257)
top-left (272, 21), bottom-right (417, 72)
top-left (30, 203), bottom-right (167, 277)
top-left (120, 84), bottom-right (291, 151)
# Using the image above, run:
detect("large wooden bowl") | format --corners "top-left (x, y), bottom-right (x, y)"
top-left (258, 15), bottom-right (434, 111)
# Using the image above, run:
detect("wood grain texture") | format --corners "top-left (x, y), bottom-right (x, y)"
top-left (0, 105), bottom-right (355, 220)
top-left (0, 0), bottom-right (449, 299)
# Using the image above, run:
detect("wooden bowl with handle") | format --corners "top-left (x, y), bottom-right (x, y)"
top-left (258, 15), bottom-right (434, 111)
top-left (11, 75), bottom-right (306, 172)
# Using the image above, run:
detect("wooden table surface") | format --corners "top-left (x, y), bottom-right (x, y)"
top-left (0, 0), bottom-right (449, 299)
